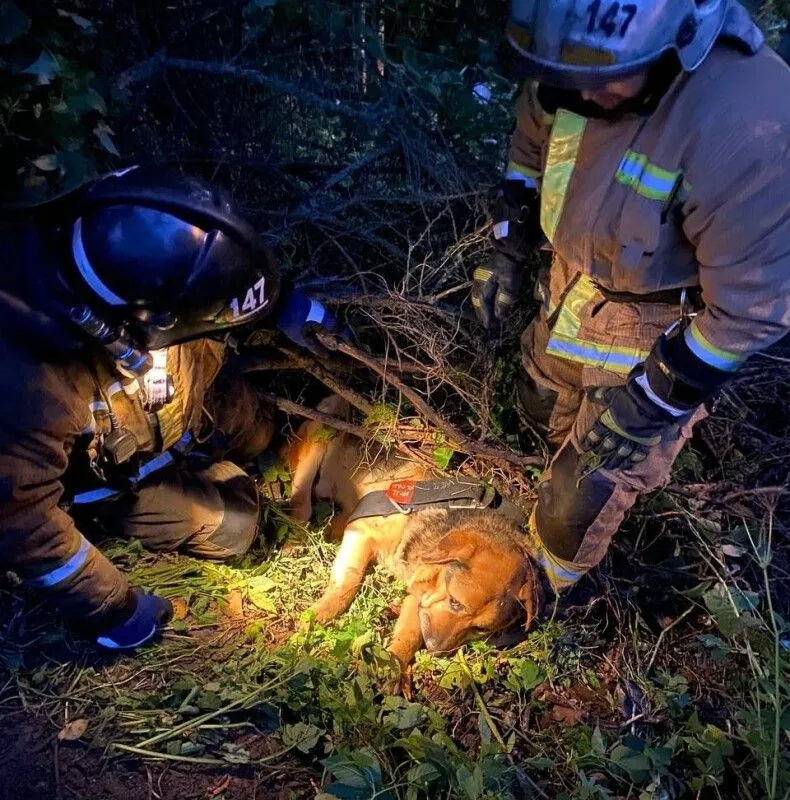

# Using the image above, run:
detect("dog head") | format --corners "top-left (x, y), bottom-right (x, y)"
top-left (404, 511), bottom-right (542, 655)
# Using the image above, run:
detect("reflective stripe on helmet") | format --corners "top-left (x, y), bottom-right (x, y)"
top-left (615, 151), bottom-right (682, 201)
top-left (540, 110), bottom-right (587, 244)
top-left (72, 218), bottom-right (127, 306)
top-left (684, 320), bottom-right (745, 372)
top-left (24, 535), bottom-right (92, 589)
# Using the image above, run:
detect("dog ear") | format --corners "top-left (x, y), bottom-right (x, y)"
top-left (517, 558), bottom-right (543, 631)
top-left (422, 530), bottom-right (478, 566)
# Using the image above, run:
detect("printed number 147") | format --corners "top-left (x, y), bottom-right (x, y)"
top-left (587, 1), bottom-right (638, 38)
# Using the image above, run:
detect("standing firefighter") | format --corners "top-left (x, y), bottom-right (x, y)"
top-left (472, 0), bottom-right (790, 589)
top-left (0, 167), bottom-right (344, 649)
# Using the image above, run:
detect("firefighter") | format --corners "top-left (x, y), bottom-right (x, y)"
top-left (472, 0), bottom-right (790, 589)
top-left (0, 167), bottom-right (345, 649)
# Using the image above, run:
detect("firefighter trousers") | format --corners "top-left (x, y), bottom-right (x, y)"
top-left (79, 374), bottom-right (276, 562)
top-left (518, 304), bottom-right (705, 590)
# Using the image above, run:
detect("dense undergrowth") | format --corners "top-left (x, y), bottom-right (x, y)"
top-left (2, 1), bottom-right (790, 798)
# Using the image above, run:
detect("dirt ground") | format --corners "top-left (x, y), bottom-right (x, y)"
top-left (1, 704), bottom-right (315, 800)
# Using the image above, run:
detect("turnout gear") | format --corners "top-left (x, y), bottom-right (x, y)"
top-left (502, 6), bottom-right (790, 589)
top-left (580, 372), bottom-right (684, 471)
top-left (506, 0), bottom-right (760, 89)
top-left (472, 180), bottom-right (542, 328)
top-left (96, 590), bottom-right (173, 650)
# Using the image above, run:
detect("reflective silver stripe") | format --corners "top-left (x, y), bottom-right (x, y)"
top-left (24, 535), bottom-right (92, 589)
top-left (306, 299), bottom-right (326, 325)
top-left (89, 400), bottom-right (109, 413)
top-left (72, 218), bottom-right (127, 307)
top-left (72, 487), bottom-right (119, 505)
top-left (71, 431), bottom-right (193, 505)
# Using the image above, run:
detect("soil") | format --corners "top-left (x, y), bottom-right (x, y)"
top-left (0, 705), bottom-right (315, 800)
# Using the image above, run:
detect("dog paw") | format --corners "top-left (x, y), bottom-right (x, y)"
top-left (308, 598), bottom-right (340, 624)
top-left (381, 664), bottom-right (413, 699)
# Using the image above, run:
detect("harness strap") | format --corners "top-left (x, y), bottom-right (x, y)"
top-left (346, 479), bottom-right (528, 528)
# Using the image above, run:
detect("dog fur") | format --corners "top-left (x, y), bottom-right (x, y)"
top-left (283, 395), bottom-right (541, 669)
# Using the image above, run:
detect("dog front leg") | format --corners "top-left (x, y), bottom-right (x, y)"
top-left (388, 594), bottom-right (423, 668)
top-left (310, 527), bottom-right (375, 622)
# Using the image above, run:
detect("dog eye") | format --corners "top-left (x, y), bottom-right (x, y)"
top-left (449, 597), bottom-right (464, 613)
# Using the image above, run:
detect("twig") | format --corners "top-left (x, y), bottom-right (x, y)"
top-left (316, 333), bottom-right (544, 469)
top-left (119, 56), bottom-right (380, 122)
top-left (259, 393), bottom-right (374, 439)
top-left (646, 605), bottom-right (695, 673)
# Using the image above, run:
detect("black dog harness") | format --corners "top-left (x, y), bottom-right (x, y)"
top-left (346, 479), bottom-right (528, 528)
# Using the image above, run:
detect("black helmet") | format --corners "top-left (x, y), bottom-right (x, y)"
top-left (53, 166), bottom-right (280, 351)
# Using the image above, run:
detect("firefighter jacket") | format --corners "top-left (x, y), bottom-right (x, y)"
top-left (506, 4), bottom-right (790, 378)
top-left (0, 288), bottom-right (226, 626)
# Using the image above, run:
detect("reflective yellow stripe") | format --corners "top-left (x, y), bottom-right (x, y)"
top-left (526, 512), bottom-right (585, 591)
top-left (545, 275), bottom-right (647, 374)
top-left (685, 320), bottom-right (744, 372)
top-left (615, 150), bottom-right (682, 202)
top-left (473, 267), bottom-right (493, 282)
top-left (541, 110), bottom-right (587, 245)
top-left (551, 275), bottom-right (598, 339)
top-left (471, 296), bottom-right (482, 308)
top-left (496, 292), bottom-right (514, 305)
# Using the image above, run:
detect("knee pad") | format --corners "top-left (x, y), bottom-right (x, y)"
top-left (534, 443), bottom-right (615, 562)
top-left (203, 462), bottom-right (261, 556)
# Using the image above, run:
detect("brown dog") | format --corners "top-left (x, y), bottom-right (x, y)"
top-left (282, 396), bottom-right (542, 670)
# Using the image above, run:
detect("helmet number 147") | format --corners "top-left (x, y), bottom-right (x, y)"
top-left (586, 1), bottom-right (638, 38)
top-left (229, 276), bottom-right (268, 319)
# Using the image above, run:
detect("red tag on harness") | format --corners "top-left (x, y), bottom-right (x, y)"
top-left (386, 480), bottom-right (416, 505)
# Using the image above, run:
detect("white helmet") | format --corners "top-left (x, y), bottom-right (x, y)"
top-left (507, 0), bottom-right (734, 88)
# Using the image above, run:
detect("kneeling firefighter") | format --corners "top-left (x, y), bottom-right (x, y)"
top-left (472, 1), bottom-right (790, 588)
top-left (0, 167), bottom-right (345, 649)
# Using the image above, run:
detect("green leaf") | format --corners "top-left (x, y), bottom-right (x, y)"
top-left (382, 697), bottom-right (426, 730)
top-left (703, 584), bottom-right (739, 636)
top-left (0, 1), bottom-right (29, 44)
top-left (21, 51), bottom-right (61, 85)
top-left (504, 658), bottom-right (544, 693)
top-left (94, 123), bottom-right (120, 157)
top-left (281, 722), bottom-right (324, 753)
top-left (323, 750), bottom-right (383, 796)
top-left (456, 763), bottom-right (484, 800)
top-left (432, 445), bottom-right (454, 471)
top-left (407, 761), bottom-right (442, 788)
top-left (246, 575), bottom-right (277, 612)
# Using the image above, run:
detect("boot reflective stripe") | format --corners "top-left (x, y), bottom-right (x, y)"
top-left (72, 431), bottom-right (193, 506)
top-left (24, 535), bottom-right (92, 589)
top-left (505, 160), bottom-right (541, 189)
top-left (684, 321), bottom-right (745, 371)
top-left (541, 110), bottom-right (587, 245)
top-left (615, 151), bottom-right (682, 202)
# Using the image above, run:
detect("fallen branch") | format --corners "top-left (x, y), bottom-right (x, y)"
top-left (119, 54), bottom-right (381, 122)
top-left (315, 332), bottom-right (544, 469)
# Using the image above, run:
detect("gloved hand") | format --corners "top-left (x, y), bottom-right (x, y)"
top-left (472, 180), bottom-right (541, 329)
top-left (581, 370), bottom-right (687, 471)
top-left (95, 589), bottom-right (173, 650)
top-left (276, 288), bottom-right (346, 356)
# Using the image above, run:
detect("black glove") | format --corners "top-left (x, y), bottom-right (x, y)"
top-left (472, 180), bottom-right (541, 329)
top-left (95, 589), bottom-right (173, 650)
top-left (581, 370), bottom-right (684, 471)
